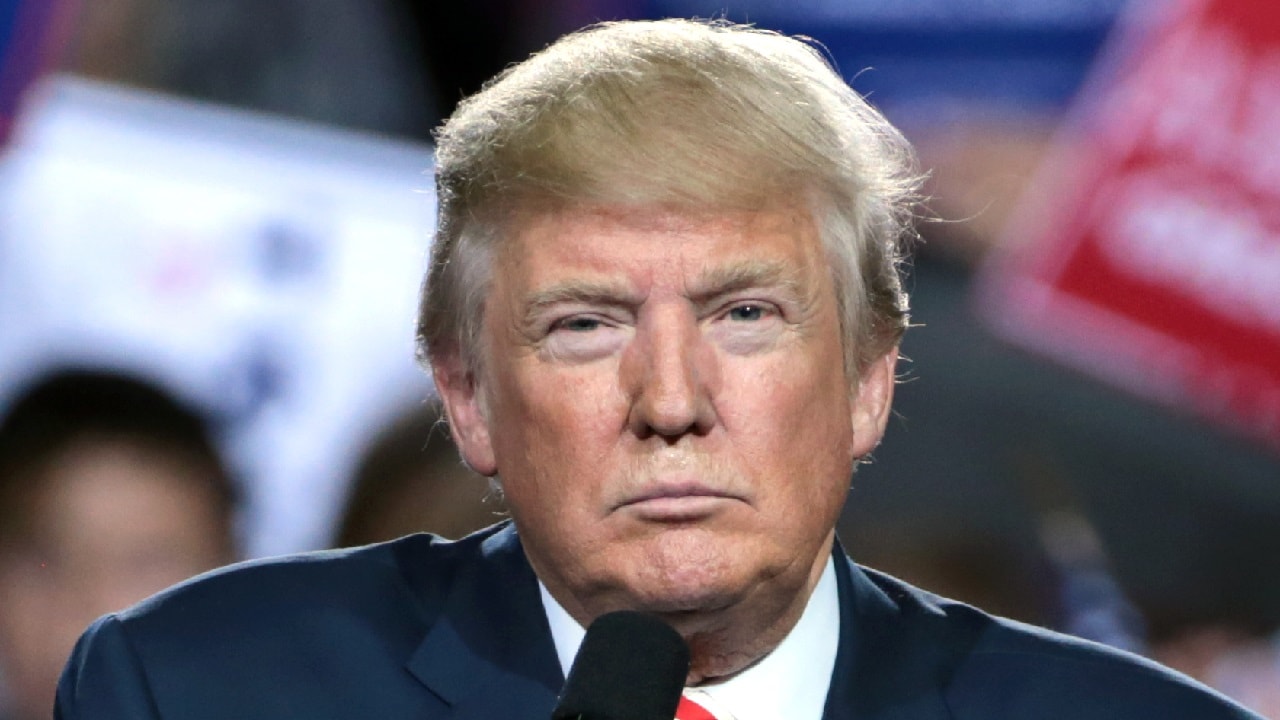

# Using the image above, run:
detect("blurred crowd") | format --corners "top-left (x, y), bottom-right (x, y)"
top-left (1, 1), bottom-right (1278, 719)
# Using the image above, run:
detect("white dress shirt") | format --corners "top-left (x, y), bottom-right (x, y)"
top-left (541, 557), bottom-right (841, 720)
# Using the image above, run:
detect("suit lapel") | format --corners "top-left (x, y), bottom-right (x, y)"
top-left (824, 545), bottom-right (977, 720)
top-left (404, 524), bottom-right (564, 719)
top-left (397, 527), bottom-right (975, 720)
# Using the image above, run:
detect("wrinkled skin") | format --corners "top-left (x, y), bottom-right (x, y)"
top-left (435, 202), bottom-right (896, 682)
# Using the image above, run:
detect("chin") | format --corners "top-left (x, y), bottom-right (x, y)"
top-left (621, 537), bottom-right (751, 613)
top-left (627, 584), bottom-right (742, 619)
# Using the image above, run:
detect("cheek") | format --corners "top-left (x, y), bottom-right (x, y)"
top-left (720, 357), bottom-right (855, 497)
top-left (723, 349), bottom-right (851, 434)
top-left (518, 371), bottom-right (620, 442)
top-left (490, 367), bottom-right (623, 490)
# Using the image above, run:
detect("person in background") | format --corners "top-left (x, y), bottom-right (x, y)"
top-left (55, 19), bottom-right (1261, 719)
top-left (0, 370), bottom-right (237, 720)
top-left (333, 400), bottom-right (501, 547)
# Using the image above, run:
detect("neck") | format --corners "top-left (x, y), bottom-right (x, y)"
top-left (667, 571), bottom-right (820, 683)
top-left (665, 535), bottom-right (835, 684)
top-left (537, 531), bottom-right (838, 684)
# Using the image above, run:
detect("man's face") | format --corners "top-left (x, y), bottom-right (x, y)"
top-left (437, 202), bottom-right (895, 627)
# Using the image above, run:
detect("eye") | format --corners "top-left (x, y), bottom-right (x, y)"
top-left (726, 304), bottom-right (768, 322)
top-left (708, 300), bottom-right (784, 355)
top-left (543, 313), bottom-right (627, 362)
top-left (555, 316), bottom-right (605, 333)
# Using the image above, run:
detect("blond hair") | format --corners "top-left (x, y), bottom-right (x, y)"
top-left (418, 18), bottom-right (921, 380)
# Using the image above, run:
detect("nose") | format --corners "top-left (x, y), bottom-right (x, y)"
top-left (623, 306), bottom-right (717, 440)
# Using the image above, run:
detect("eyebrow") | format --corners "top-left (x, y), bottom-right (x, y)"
top-left (687, 259), bottom-right (806, 305)
top-left (520, 258), bottom-right (808, 323)
top-left (522, 279), bottom-right (642, 322)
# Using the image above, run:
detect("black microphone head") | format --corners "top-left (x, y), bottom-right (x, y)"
top-left (551, 610), bottom-right (690, 720)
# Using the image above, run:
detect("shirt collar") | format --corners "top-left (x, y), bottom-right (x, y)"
top-left (540, 556), bottom-right (840, 720)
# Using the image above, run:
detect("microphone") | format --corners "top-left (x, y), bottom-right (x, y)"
top-left (551, 610), bottom-right (690, 720)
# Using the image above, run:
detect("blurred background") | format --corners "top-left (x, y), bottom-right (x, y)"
top-left (0, 0), bottom-right (1277, 718)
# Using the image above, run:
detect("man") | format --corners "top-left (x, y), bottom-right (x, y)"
top-left (56, 19), bottom-right (1259, 720)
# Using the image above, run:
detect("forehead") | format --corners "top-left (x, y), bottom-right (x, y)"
top-left (494, 203), bottom-right (828, 293)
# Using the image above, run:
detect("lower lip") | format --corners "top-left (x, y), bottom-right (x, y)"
top-left (623, 495), bottom-right (733, 522)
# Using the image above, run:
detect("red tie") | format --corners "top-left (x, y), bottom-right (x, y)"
top-left (675, 695), bottom-right (719, 720)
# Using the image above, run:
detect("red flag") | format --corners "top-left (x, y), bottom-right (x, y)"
top-left (978, 0), bottom-right (1280, 452)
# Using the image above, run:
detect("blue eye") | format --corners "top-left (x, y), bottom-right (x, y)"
top-left (557, 316), bottom-right (603, 332)
top-left (727, 304), bottom-right (766, 322)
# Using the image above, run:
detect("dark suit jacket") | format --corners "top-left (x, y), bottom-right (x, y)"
top-left (56, 522), bottom-right (1259, 719)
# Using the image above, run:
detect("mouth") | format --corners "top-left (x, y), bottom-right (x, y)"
top-left (614, 482), bottom-right (741, 522)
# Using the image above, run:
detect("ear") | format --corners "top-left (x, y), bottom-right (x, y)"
top-left (431, 354), bottom-right (498, 476)
top-left (850, 348), bottom-right (898, 459)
